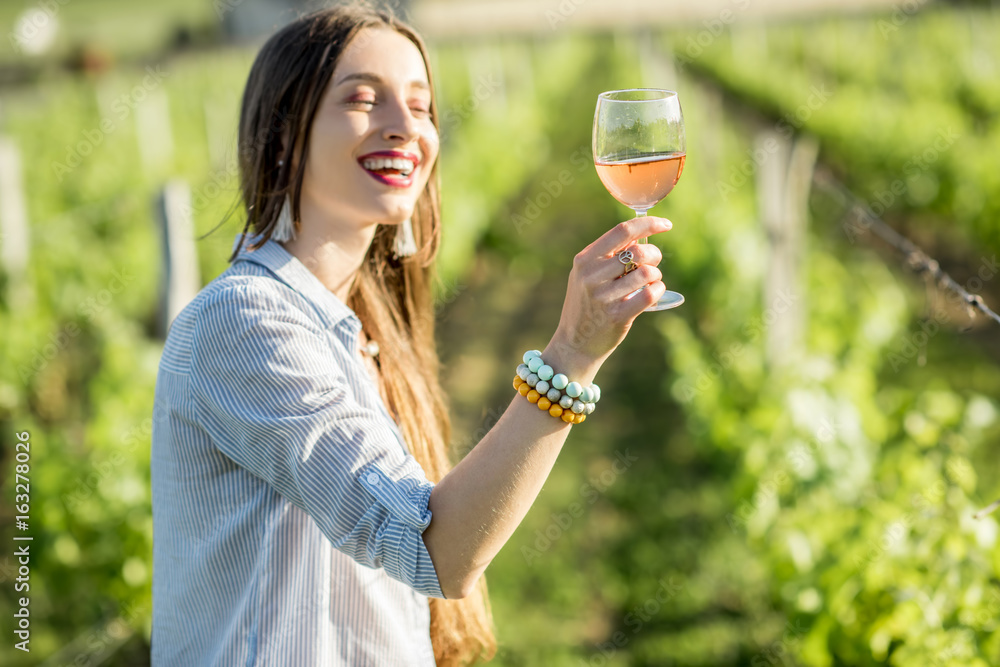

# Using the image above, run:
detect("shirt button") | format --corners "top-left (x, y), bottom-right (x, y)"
top-left (366, 472), bottom-right (379, 485)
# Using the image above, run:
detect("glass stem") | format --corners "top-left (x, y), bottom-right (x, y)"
top-left (634, 208), bottom-right (648, 244)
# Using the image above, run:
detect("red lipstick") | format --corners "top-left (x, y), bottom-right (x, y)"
top-left (357, 150), bottom-right (421, 188)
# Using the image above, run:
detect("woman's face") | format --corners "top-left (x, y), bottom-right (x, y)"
top-left (299, 27), bottom-right (438, 228)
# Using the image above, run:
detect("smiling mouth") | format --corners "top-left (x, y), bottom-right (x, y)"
top-left (358, 152), bottom-right (420, 188)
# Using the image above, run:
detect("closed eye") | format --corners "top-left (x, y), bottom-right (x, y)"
top-left (346, 94), bottom-right (430, 118)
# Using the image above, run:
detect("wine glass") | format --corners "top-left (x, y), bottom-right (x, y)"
top-left (593, 88), bottom-right (686, 311)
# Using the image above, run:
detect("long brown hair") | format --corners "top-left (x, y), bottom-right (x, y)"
top-left (229, 3), bottom-right (497, 665)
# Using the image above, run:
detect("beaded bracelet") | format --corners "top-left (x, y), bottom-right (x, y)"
top-left (517, 350), bottom-right (601, 413)
top-left (512, 349), bottom-right (601, 424)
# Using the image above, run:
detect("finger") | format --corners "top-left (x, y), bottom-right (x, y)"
top-left (594, 243), bottom-right (663, 284)
top-left (592, 217), bottom-right (672, 257)
top-left (622, 280), bottom-right (667, 318)
top-left (607, 275), bottom-right (667, 321)
top-left (595, 264), bottom-right (663, 302)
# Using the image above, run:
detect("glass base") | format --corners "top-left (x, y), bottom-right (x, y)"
top-left (626, 287), bottom-right (685, 312)
top-left (647, 289), bottom-right (685, 311)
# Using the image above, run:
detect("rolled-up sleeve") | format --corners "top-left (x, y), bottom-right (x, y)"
top-left (188, 282), bottom-right (445, 599)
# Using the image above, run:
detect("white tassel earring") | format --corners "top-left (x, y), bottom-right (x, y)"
top-left (392, 217), bottom-right (417, 258)
top-left (272, 195), bottom-right (297, 242)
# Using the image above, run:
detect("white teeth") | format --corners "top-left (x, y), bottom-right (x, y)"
top-left (361, 156), bottom-right (416, 176)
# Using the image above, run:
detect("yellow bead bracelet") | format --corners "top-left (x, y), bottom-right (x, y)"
top-left (513, 375), bottom-right (587, 424)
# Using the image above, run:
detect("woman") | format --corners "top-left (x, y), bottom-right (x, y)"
top-left (150, 3), bottom-right (671, 665)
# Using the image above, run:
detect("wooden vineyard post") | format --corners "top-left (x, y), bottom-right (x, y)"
top-left (0, 136), bottom-right (33, 309)
top-left (135, 87), bottom-right (175, 179)
top-left (154, 180), bottom-right (200, 338)
top-left (755, 129), bottom-right (819, 368)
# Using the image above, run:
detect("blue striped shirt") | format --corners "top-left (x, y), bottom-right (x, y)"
top-left (151, 232), bottom-right (444, 666)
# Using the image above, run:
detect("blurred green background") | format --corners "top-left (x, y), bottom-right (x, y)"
top-left (1, 0), bottom-right (999, 665)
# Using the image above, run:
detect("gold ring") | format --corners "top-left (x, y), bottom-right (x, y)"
top-left (617, 249), bottom-right (638, 276)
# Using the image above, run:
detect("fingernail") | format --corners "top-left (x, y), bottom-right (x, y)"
top-left (661, 218), bottom-right (673, 229)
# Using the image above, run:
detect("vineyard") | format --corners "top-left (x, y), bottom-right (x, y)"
top-left (1, 2), bottom-right (999, 666)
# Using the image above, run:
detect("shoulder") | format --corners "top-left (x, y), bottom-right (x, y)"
top-left (191, 269), bottom-right (322, 335)
top-left (186, 272), bottom-right (334, 383)
top-left (171, 273), bottom-right (329, 376)
top-left (162, 263), bottom-right (339, 381)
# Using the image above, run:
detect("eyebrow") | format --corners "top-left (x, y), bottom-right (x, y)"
top-left (333, 72), bottom-right (430, 91)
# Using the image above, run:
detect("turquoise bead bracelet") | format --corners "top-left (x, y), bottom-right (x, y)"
top-left (515, 349), bottom-right (599, 417)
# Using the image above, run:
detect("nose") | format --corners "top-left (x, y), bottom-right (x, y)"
top-left (381, 93), bottom-right (421, 143)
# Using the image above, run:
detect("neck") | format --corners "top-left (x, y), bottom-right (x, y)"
top-left (279, 198), bottom-right (379, 304)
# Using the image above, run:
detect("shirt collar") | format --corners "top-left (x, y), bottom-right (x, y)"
top-left (230, 232), bottom-right (362, 338)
